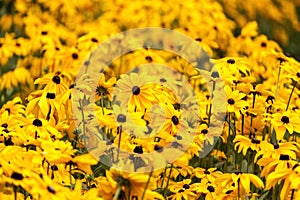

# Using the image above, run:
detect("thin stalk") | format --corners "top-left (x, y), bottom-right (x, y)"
top-left (141, 170), bottom-right (153, 200)
top-left (163, 164), bottom-right (173, 198)
top-left (69, 163), bottom-right (72, 185)
top-left (116, 126), bottom-right (122, 162)
top-left (291, 189), bottom-right (295, 200)
top-left (113, 185), bottom-right (122, 200)
top-left (79, 100), bottom-right (87, 147)
top-left (286, 81), bottom-right (297, 111)
top-left (101, 92), bottom-right (104, 115)
top-left (241, 114), bottom-right (245, 136)
top-left (160, 165), bottom-right (168, 188)
top-left (275, 66), bottom-right (281, 97)
top-left (238, 179), bottom-right (240, 200)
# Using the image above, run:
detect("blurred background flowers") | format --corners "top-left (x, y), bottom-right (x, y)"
top-left (0, 0), bottom-right (300, 199)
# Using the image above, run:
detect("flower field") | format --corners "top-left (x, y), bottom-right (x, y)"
top-left (0, 0), bottom-right (300, 199)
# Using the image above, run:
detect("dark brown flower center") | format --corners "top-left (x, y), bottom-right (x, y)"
top-left (72, 53), bottom-right (78, 59)
top-left (33, 119), bottom-right (43, 127)
top-left (227, 98), bottom-right (235, 105)
top-left (154, 145), bottom-right (163, 152)
top-left (117, 114), bottom-right (126, 123)
top-left (160, 78), bottom-right (167, 82)
top-left (211, 71), bottom-right (220, 78)
top-left (207, 185), bottom-right (215, 192)
top-left (145, 56), bottom-right (153, 62)
top-left (226, 190), bottom-right (233, 194)
top-left (183, 184), bottom-right (190, 189)
top-left (281, 116), bottom-right (289, 124)
top-left (91, 38), bottom-right (98, 42)
top-left (52, 75), bottom-right (61, 84)
top-left (261, 42), bottom-right (267, 47)
top-left (273, 143), bottom-right (279, 149)
top-left (133, 146), bottom-right (143, 154)
top-left (132, 86), bottom-right (140, 95)
top-left (251, 138), bottom-right (260, 144)
top-left (279, 154), bottom-right (289, 160)
top-left (11, 172), bottom-right (23, 180)
top-left (1, 123), bottom-right (8, 128)
top-left (47, 186), bottom-right (56, 194)
top-left (171, 115), bottom-right (179, 125)
top-left (46, 92), bottom-right (56, 99)
top-left (227, 59), bottom-right (235, 64)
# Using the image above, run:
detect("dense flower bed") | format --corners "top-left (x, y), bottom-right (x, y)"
top-left (0, 0), bottom-right (300, 199)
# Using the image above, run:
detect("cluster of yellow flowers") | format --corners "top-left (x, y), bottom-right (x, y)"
top-left (0, 0), bottom-right (300, 199)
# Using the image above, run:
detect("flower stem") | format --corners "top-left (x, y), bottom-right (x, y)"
top-left (238, 178), bottom-right (240, 200)
top-left (241, 114), bottom-right (244, 136)
top-left (286, 80), bottom-right (297, 111)
top-left (141, 170), bottom-right (153, 200)
top-left (116, 126), bottom-right (122, 162)
top-left (113, 184), bottom-right (122, 200)
top-left (164, 164), bottom-right (173, 198)
top-left (160, 165), bottom-right (168, 189)
top-left (101, 92), bottom-right (104, 115)
top-left (275, 66), bottom-right (281, 97)
top-left (291, 189), bottom-right (295, 200)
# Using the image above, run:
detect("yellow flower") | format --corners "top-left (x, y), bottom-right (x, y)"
top-left (70, 153), bottom-right (98, 174)
top-left (114, 73), bottom-right (156, 112)
top-left (96, 74), bottom-right (116, 101)
top-left (266, 162), bottom-right (300, 200)
top-left (217, 172), bottom-right (264, 195)
top-left (34, 72), bottom-right (70, 95)
top-left (224, 85), bottom-right (248, 117)
top-left (40, 140), bottom-right (75, 164)
top-left (169, 179), bottom-right (199, 200)
top-left (150, 103), bottom-right (185, 136)
top-left (105, 169), bottom-right (156, 199)
top-left (271, 110), bottom-right (300, 141)
top-left (0, 67), bottom-right (32, 91)
top-left (233, 135), bottom-right (261, 156)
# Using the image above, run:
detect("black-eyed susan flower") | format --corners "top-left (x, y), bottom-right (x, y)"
top-left (233, 135), bottom-right (261, 156)
top-left (266, 162), bottom-right (300, 200)
top-left (150, 103), bottom-right (185, 136)
top-left (224, 85), bottom-right (248, 117)
top-left (114, 73), bottom-right (156, 112)
top-left (192, 167), bottom-right (223, 184)
top-left (217, 172), bottom-right (264, 197)
top-left (169, 179), bottom-right (199, 200)
top-left (96, 74), bottom-right (116, 101)
top-left (105, 169), bottom-right (156, 199)
top-left (34, 72), bottom-right (70, 95)
top-left (40, 140), bottom-right (75, 164)
top-left (271, 110), bottom-right (300, 141)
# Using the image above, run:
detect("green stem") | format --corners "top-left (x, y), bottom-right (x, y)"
top-left (228, 113), bottom-right (231, 136)
top-left (113, 184), bottom-right (122, 200)
top-left (241, 114), bottom-right (244, 136)
top-left (101, 92), bottom-right (104, 115)
top-left (163, 164), bottom-right (173, 198)
top-left (79, 100), bottom-right (87, 147)
top-left (275, 66), bottom-right (281, 97)
top-left (116, 126), bottom-right (122, 162)
top-left (141, 170), bottom-right (153, 200)
top-left (238, 178), bottom-right (240, 200)
top-left (286, 81), bottom-right (297, 111)
top-left (13, 185), bottom-right (17, 200)
top-left (69, 163), bottom-right (72, 186)
top-left (160, 165), bottom-right (168, 189)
